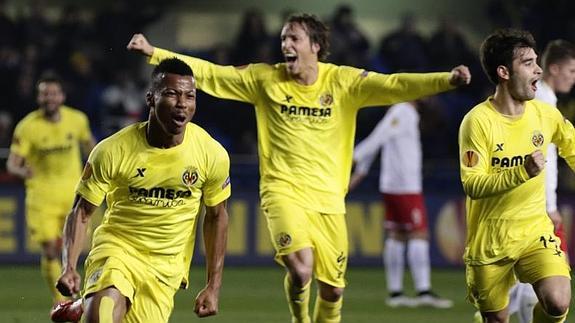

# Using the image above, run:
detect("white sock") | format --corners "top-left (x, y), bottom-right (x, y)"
top-left (407, 239), bottom-right (431, 292)
top-left (517, 284), bottom-right (537, 323)
top-left (384, 238), bottom-right (405, 293)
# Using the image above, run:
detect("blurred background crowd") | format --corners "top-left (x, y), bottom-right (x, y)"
top-left (0, 0), bottom-right (574, 189)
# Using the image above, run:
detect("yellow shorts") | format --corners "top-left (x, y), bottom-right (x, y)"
top-left (262, 199), bottom-right (348, 288)
top-left (466, 233), bottom-right (571, 312)
top-left (83, 244), bottom-right (182, 323)
top-left (25, 198), bottom-right (72, 243)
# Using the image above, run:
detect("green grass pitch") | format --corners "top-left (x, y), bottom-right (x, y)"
top-left (0, 265), bottom-right (571, 322)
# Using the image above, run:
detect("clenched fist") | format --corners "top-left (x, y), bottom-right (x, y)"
top-left (127, 33), bottom-right (154, 57)
top-left (524, 150), bottom-right (545, 178)
top-left (449, 65), bottom-right (471, 86)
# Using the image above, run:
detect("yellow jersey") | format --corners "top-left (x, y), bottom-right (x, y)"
top-left (459, 98), bottom-right (575, 265)
top-left (151, 48), bottom-right (453, 213)
top-left (10, 106), bottom-right (92, 204)
top-left (77, 122), bottom-right (231, 255)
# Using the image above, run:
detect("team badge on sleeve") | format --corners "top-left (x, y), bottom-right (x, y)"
top-left (277, 232), bottom-right (292, 248)
top-left (182, 166), bottom-right (198, 187)
top-left (221, 176), bottom-right (231, 189)
top-left (531, 131), bottom-right (544, 147)
top-left (462, 150), bottom-right (479, 167)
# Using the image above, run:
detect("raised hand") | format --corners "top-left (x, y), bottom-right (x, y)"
top-left (449, 65), bottom-right (472, 86)
top-left (127, 33), bottom-right (154, 57)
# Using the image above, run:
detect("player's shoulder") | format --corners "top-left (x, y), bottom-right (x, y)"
top-left (528, 99), bottom-right (565, 123)
top-left (528, 98), bottom-right (555, 111)
top-left (463, 99), bottom-right (492, 121)
top-left (324, 63), bottom-right (365, 78)
top-left (389, 102), bottom-right (416, 115)
top-left (60, 105), bottom-right (89, 125)
top-left (13, 110), bottom-right (46, 135)
top-left (187, 123), bottom-right (228, 152)
top-left (94, 123), bottom-right (143, 153)
top-left (246, 62), bottom-right (281, 78)
top-left (15, 110), bottom-right (41, 127)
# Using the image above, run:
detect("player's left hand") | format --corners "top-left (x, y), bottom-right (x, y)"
top-left (194, 286), bottom-right (220, 317)
top-left (449, 65), bottom-right (471, 86)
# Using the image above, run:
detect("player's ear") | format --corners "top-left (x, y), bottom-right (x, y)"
top-left (145, 90), bottom-right (154, 108)
top-left (311, 42), bottom-right (320, 56)
top-left (496, 65), bottom-right (510, 81)
top-left (548, 63), bottom-right (559, 76)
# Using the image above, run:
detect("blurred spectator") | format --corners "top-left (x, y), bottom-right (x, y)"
top-left (328, 4), bottom-right (370, 68)
top-left (379, 12), bottom-right (429, 72)
top-left (232, 8), bottom-right (272, 65)
top-left (93, 1), bottom-right (164, 74)
top-left (99, 69), bottom-right (145, 137)
top-left (0, 0), bottom-right (17, 49)
top-left (427, 17), bottom-right (474, 71)
top-left (0, 111), bottom-right (12, 148)
top-left (193, 45), bottom-right (257, 154)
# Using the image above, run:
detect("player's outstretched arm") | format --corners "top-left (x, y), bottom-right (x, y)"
top-left (449, 65), bottom-right (472, 86)
top-left (127, 33), bottom-right (155, 57)
top-left (56, 196), bottom-right (98, 297)
top-left (194, 200), bottom-right (229, 318)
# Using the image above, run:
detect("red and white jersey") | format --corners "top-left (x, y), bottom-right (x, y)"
top-left (535, 80), bottom-right (558, 213)
top-left (353, 102), bottom-right (421, 193)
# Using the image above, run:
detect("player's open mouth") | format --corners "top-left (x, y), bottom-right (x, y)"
top-left (531, 80), bottom-right (538, 91)
top-left (284, 53), bottom-right (297, 65)
top-left (172, 114), bottom-right (187, 126)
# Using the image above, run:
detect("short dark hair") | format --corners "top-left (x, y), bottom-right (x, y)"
top-left (150, 58), bottom-right (194, 90)
top-left (541, 39), bottom-right (575, 70)
top-left (286, 13), bottom-right (330, 61)
top-left (480, 29), bottom-right (537, 85)
top-left (36, 71), bottom-right (64, 90)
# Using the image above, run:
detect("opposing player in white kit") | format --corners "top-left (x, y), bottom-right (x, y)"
top-left (350, 100), bottom-right (453, 308)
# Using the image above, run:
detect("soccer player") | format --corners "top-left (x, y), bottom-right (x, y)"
top-left (503, 39), bottom-right (575, 323)
top-left (54, 58), bottom-right (231, 322)
top-left (349, 100), bottom-right (453, 309)
top-left (459, 29), bottom-right (574, 323)
top-left (6, 73), bottom-right (95, 304)
top-left (128, 13), bottom-right (470, 323)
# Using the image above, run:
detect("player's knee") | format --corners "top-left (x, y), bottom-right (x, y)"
top-left (485, 313), bottom-right (507, 323)
top-left (319, 285), bottom-right (344, 302)
top-left (543, 293), bottom-right (570, 316)
top-left (288, 265), bottom-right (313, 287)
top-left (85, 289), bottom-right (126, 323)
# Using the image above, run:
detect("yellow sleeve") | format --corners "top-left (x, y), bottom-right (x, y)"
top-left (150, 47), bottom-right (258, 104)
top-left (202, 141), bottom-right (231, 207)
top-left (76, 140), bottom-right (114, 206)
top-left (345, 68), bottom-right (454, 107)
top-left (551, 108), bottom-right (575, 170)
top-left (9, 120), bottom-right (31, 158)
top-left (458, 113), bottom-right (530, 199)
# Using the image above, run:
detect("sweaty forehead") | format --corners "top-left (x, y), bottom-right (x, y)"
top-left (514, 47), bottom-right (536, 61)
top-left (158, 73), bottom-right (196, 90)
top-left (281, 22), bottom-right (307, 37)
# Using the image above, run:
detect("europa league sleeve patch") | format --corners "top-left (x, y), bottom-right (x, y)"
top-left (462, 150), bottom-right (479, 167)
